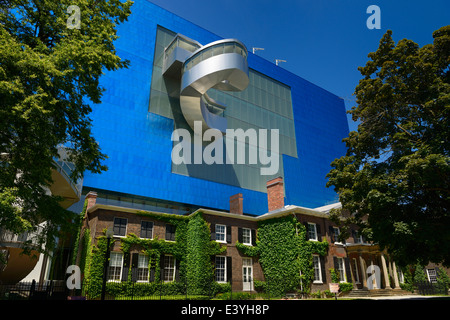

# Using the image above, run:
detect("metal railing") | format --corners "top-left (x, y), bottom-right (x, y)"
top-left (0, 280), bottom-right (68, 300)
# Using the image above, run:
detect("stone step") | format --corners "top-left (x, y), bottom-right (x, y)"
top-left (346, 289), bottom-right (412, 298)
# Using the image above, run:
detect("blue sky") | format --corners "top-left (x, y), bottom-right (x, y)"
top-left (148, 0), bottom-right (449, 132)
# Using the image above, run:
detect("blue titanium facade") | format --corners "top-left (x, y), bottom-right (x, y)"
top-left (81, 1), bottom-right (349, 215)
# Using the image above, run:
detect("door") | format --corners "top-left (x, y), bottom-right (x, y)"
top-left (242, 258), bottom-right (253, 291)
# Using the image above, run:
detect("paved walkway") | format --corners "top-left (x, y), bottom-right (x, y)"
top-left (349, 294), bottom-right (449, 300)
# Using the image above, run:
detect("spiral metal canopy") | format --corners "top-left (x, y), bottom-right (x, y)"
top-left (164, 36), bottom-right (249, 133)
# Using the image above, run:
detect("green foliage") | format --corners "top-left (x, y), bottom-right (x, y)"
top-left (186, 212), bottom-right (225, 295)
top-left (436, 269), bottom-right (450, 294)
top-left (399, 267), bottom-right (415, 293)
top-left (84, 232), bottom-right (115, 299)
top-left (339, 282), bottom-right (353, 293)
top-left (235, 241), bottom-right (260, 257)
top-left (0, 0), bottom-right (133, 253)
top-left (237, 215), bottom-right (328, 296)
top-left (82, 211), bottom-right (229, 298)
top-left (329, 268), bottom-right (340, 283)
top-left (413, 263), bottom-right (428, 284)
top-left (326, 25), bottom-right (450, 267)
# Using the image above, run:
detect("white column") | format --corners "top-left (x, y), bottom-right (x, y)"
top-left (359, 255), bottom-right (367, 289)
top-left (381, 254), bottom-right (390, 289)
top-left (392, 262), bottom-right (401, 289)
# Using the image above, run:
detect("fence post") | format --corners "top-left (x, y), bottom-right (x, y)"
top-left (29, 280), bottom-right (36, 300)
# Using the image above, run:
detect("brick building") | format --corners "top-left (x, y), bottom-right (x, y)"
top-left (77, 177), bottom-right (448, 297)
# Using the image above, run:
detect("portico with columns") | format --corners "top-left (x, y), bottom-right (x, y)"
top-left (346, 243), bottom-right (402, 291)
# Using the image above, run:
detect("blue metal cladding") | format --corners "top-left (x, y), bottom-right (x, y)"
top-left (82, 0), bottom-right (349, 214)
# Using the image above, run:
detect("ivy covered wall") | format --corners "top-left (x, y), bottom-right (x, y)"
top-left (236, 214), bottom-right (328, 296)
top-left (73, 208), bottom-right (330, 298)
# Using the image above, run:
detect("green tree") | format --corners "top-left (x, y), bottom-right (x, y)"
top-left (0, 1), bottom-right (133, 253)
top-left (326, 26), bottom-right (450, 267)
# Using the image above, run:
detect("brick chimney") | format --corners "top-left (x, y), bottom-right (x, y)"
top-left (85, 191), bottom-right (98, 211)
top-left (266, 177), bottom-right (284, 212)
top-left (229, 193), bottom-right (243, 215)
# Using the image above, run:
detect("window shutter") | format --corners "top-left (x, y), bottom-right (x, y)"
top-left (226, 256), bottom-right (232, 283)
top-left (175, 259), bottom-right (180, 282)
top-left (238, 228), bottom-right (243, 243)
top-left (329, 226), bottom-right (335, 243)
top-left (251, 229), bottom-right (256, 246)
top-left (131, 253), bottom-right (139, 282)
top-left (149, 268), bottom-right (155, 282)
top-left (344, 258), bottom-right (352, 283)
top-left (333, 256), bottom-right (339, 271)
top-left (320, 256), bottom-right (327, 283)
top-left (121, 252), bottom-right (130, 282)
top-left (159, 254), bottom-right (165, 280)
top-left (166, 224), bottom-right (176, 241)
top-left (211, 224), bottom-right (216, 241)
top-left (226, 225), bottom-right (232, 243)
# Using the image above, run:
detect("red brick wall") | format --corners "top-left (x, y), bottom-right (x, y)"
top-left (266, 177), bottom-right (284, 212)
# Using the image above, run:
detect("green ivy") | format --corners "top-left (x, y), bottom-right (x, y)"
top-left (80, 210), bottom-right (230, 298)
top-left (186, 212), bottom-right (226, 295)
top-left (236, 215), bottom-right (328, 296)
top-left (78, 209), bottom-right (331, 299)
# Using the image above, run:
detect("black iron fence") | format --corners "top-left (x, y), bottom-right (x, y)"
top-left (0, 280), bottom-right (68, 300)
top-left (7, 278), bottom-right (446, 300)
top-left (0, 278), bottom-right (282, 300)
top-left (80, 279), bottom-right (277, 301)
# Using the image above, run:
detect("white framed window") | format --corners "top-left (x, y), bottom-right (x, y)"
top-left (107, 252), bottom-right (123, 282)
top-left (354, 230), bottom-right (364, 244)
top-left (140, 221), bottom-right (153, 239)
top-left (313, 255), bottom-right (322, 283)
top-left (163, 255), bottom-right (176, 282)
top-left (215, 256), bottom-right (227, 283)
top-left (242, 228), bottom-right (252, 245)
top-left (113, 217), bottom-right (127, 237)
top-left (308, 223), bottom-right (318, 241)
top-left (333, 227), bottom-right (341, 244)
top-left (215, 224), bottom-right (226, 243)
top-left (137, 254), bottom-right (149, 282)
top-left (426, 269), bottom-right (438, 283)
top-left (165, 224), bottom-right (176, 241)
top-left (336, 257), bottom-right (346, 282)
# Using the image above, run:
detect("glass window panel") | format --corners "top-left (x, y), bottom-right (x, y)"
top-left (212, 44), bottom-right (224, 56)
top-left (215, 256), bottom-right (226, 282)
top-left (164, 255), bottom-right (175, 282)
top-left (202, 48), bottom-right (212, 60)
top-left (242, 228), bottom-right (251, 245)
top-left (267, 79), bottom-right (273, 95)
top-left (216, 224), bottom-right (226, 242)
top-left (224, 43), bottom-right (234, 53)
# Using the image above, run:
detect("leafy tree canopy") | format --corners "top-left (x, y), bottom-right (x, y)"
top-left (0, 0), bottom-right (133, 252)
top-left (327, 26), bottom-right (450, 267)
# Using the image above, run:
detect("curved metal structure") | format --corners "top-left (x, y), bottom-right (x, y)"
top-left (176, 39), bottom-right (249, 133)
